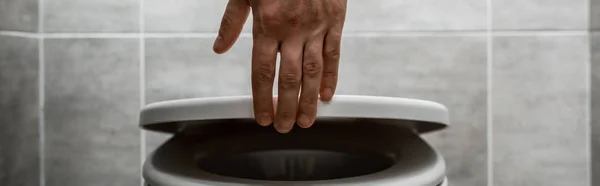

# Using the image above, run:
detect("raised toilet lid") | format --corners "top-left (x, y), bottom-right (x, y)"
top-left (140, 95), bottom-right (450, 186)
top-left (140, 95), bottom-right (450, 133)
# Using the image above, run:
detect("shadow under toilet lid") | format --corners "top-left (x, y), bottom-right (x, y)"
top-left (139, 95), bottom-right (449, 134)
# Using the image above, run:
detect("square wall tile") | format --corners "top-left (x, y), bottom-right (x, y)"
top-left (44, 0), bottom-right (139, 32)
top-left (493, 0), bottom-right (588, 30)
top-left (492, 36), bottom-right (589, 186)
top-left (144, 0), bottom-right (252, 33)
top-left (593, 0), bottom-right (600, 30)
top-left (0, 0), bottom-right (38, 32)
top-left (336, 36), bottom-right (487, 186)
top-left (345, 0), bottom-right (486, 31)
top-left (144, 37), bottom-right (252, 153)
top-left (45, 38), bottom-right (140, 186)
top-left (592, 32), bottom-right (600, 186)
top-left (0, 36), bottom-right (39, 186)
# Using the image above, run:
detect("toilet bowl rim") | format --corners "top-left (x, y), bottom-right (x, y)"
top-left (142, 131), bottom-right (447, 186)
top-left (142, 151), bottom-right (446, 186)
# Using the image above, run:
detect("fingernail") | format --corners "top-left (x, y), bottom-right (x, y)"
top-left (257, 112), bottom-right (272, 126)
top-left (321, 88), bottom-right (333, 100)
top-left (275, 123), bottom-right (293, 134)
top-left (297, 115), bottom-right (311, 128)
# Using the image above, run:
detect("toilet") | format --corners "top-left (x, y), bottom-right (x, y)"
top-left (140, 95), bottom-right (450, 186)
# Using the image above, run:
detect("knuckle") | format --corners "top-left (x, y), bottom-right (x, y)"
top-left (329, 9), bottom-right (341, 18)
top-left (324, 46), bottom-right (340, 61)
top-left (261, 8), bottom-right (278, 19)
top-left (326, 2), bottom-right (346, 18)
top-left (287, 15), bottom-right (302, 28)
top-left (259, 10), bottom-right (282, 26)
top-left (280, 72), bottom-right (301, 89)
top-left (328, 31), bottom-right (342, 40)
top-left (253, 63), bottom-right (275, 83)
top-left (302, 59), bottom-right (322, 77)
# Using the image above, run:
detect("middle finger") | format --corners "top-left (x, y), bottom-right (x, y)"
top-left (275, 38), bottom-right (304, 133)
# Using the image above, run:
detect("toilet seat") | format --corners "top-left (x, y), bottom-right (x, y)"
top-left (140, 95), bottom-right (450, 186)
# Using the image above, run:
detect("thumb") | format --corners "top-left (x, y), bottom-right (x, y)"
top-left (213, 0), bottom-right (250, 54)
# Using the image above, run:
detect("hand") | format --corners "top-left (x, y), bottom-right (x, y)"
top-left (213, 0), bottom-right (347, 133)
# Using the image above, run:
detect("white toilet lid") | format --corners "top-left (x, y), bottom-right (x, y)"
top-left (140, 95), bottom-right (450, 134)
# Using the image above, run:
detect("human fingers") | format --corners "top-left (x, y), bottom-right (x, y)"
top-left (213, 0), bottom-right (250, 54)
top-left (274, 38), bottom-right (304, 133)
top-left (251, 36), bottom-right (279, 126)
top-left (297, 35), bottom-right (324, 128)
top-left (320, 0), bottom-right (346, 101)
top-left (320, 26), bottom-right (342, 101)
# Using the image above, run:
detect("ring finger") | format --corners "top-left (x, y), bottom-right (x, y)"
top-left (297, 35), bottom-right (324, 128)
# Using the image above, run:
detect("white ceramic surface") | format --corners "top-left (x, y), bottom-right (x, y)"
top-left (139, 95), bottom-right (450, 134)
top-left (140, 95), bottom-right (451, 186)
top-left (143, 129), bottom-right (447, 186)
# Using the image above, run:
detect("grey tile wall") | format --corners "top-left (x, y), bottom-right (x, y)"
top-left (0, 0), bottom-right (38, 32)
top-left (492, 36), bottom-right (589, 186)
top-left (144, 0), bottom-right (252, 33)
top-left (593, 0), bottom-right (600, 30)
top-left (144, 37), bottom-right (252, 153)
top-left (592, 32), bottom-right (600, 186)
top-left (344, 0), bottom-right (486, 31)
top-left (43, 0), bottom-right (139, 32)
top-left (0, 0), bottom-right (596, 185)
top-left (336, 36), bottom-right (488, 186)
top-left (493, 0), bottom-right (588, 30)
top-left (144, 0), bottom-right (485, 33)
top-left (44, 38), bottom-right (140, 186)
top-left (0, 36), bottom-right (39, 186)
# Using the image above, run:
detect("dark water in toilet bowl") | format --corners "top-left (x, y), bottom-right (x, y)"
top-left (196, 149), bottom-right (395, 181)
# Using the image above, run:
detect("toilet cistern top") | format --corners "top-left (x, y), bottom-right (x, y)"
top-left (139, 95), bottom-right (450, 134)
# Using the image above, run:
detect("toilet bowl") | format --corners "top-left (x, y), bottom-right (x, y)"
top-left (140, 95), bottom-right (450, 186)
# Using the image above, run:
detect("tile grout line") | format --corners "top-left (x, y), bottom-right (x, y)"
top-left (492, 30), bottom-right (588, 36)
top-left (139, 0), bottom-right (146, 185)
top-left (486, 0), bottom-right (494, 184)
top-left (588, 0), bottom-right (593, 182)
top-left (0, 31), bottom-right (594, 39)
top-left (0, 31), bottom-right (40, 38)
top-left (38, 0), bottom-right (45, 183)
top-left (38, 37), bottom-right (45, 186)
top-left (587, 30), bottom-right (592, 186)
top-left (45, 31), bottom-right (592, 37)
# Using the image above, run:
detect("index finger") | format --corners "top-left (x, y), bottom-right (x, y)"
top-left (251, 37), bottom-right (279, 126)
